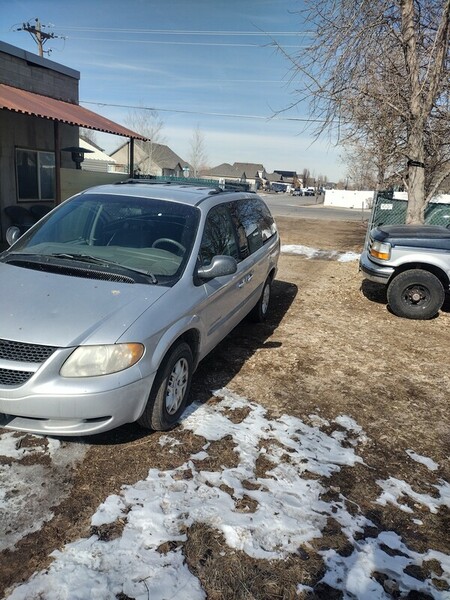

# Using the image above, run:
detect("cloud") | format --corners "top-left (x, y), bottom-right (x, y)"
top-left (82, 61), bottom-right (166, 75)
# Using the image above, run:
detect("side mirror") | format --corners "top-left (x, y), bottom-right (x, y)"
top-left (197, 255), bottom-right (237, 281)
top-left (6, 226), bottom-right (22, 246)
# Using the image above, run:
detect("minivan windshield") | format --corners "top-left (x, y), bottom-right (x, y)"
top-left (3, 193), bottom-right (200, 285)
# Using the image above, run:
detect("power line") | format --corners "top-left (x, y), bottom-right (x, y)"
top-left (53, 26), bottom-right (314, 37)
top-left (80, 100), bottom-right (327, 123)
top-left (67, 36), bottom-right (307, 48)
top-left (11, 22), bottom-right (312, 49)
top-left (46, 25), bottom-right (313, 48)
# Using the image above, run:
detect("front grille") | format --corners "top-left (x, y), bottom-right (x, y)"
top-left (0, 368), bottom-right (33, 386)
top-left (0, 339), bottom-right (58, 388)
top-left (0, 339), bottom-right (57, 363)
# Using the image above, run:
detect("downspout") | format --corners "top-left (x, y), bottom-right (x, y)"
top-left (54, 120), bottom-right (61, 204)
top-left (129, 137), bottom-right (134, 178)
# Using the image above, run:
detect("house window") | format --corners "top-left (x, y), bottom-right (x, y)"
top-left (16, 149), bottom-right (55, 201)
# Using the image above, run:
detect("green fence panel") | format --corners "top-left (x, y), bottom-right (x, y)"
top-left (424, 204), bottom-right (450, 226)
top-left (371, 196), bottom-right (407, 228)
top-left (370, 192), bottom-right (450, 229)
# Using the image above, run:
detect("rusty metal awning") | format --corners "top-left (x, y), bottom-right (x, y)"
top-left (0, 83), bottom-right (147, 140)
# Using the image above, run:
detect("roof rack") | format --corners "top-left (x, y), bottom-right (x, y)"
top-left (114, 176), bottom-right (253, 193)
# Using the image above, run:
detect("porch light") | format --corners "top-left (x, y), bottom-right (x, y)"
top-left (61, 146), bottom-right (94, 169)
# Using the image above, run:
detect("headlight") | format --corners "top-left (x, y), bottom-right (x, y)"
top-left (60, 343), bottom-right (144, 377)
top-left (370, 240), bottom-right (391, 260)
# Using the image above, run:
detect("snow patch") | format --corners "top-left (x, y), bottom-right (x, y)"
top-left (376, 476), bottom-right (450, 514)
top-left (3, 390), bottom-right (449, 600)
top-left (0, 432), bottom-right (87, 551)
top-left (281, 244), bottom-right (360, 262)
top-left (406, 449), bottom-right (439, 471)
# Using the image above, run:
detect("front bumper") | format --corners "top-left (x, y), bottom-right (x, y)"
top-left (0, 371), bottom-right (155, 436)
top-left (359, 250), bottom-right (394, 285)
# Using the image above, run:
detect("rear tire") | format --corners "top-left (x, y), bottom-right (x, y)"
top-left (138, 342), bottom-right (193, 431)
top-left (249, 277), bottom-right (272, 322)
top-left (387, 269), bottom-right (445, 320)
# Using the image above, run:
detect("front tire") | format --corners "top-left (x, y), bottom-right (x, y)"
top-left (387, 269), bottom-right (445, 320)
top-left (138, 342), bottom-right (193, 431)
top-left (249, 277), bottom-right (272, 322)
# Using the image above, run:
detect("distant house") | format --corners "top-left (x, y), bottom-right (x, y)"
top-left (79, 136), bottom-right (116, 173)
top-left (274, 170), bottom-right (297, 179)
top-left (201, 163), bottom-right (246, 181)
top-left (233, 162), bottom-right (265, 175)
top-left (274, 170), bottom-right (300, 188)
top-left (110, 140), bottom-right (189, 178)
top-left (201, 162), bottom-right (268, 189)
top-left (266, 172), bottom-right (284, 183)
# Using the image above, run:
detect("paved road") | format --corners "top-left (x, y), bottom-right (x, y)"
top-left (260, 192), bottom-right (370, 222)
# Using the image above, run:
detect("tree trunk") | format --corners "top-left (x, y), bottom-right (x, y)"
top-left (401, 0), bottom-right (426, 224)
top-left (406, 163), bottom-right (426, 223)
top-left (405, 123), bottom-right (426, 224)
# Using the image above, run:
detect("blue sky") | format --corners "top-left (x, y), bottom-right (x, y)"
top-left (1, 0), bottom-right (345, 181)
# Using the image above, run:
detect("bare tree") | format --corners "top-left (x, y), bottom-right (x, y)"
top-left (188, 125), bottom-right (208, 177)
top-left (341, 141), bottom-right (378, 190)
top-left (125, 106), bottom-right (167, 175)
top-left (342, 87), bottom-right (405, 189)
top-left (301, 168), bottom-right (311, 187)
top-left (80, 128), bottom-right (98, 146)
top-left (279, 0), bottom-right (450, 223)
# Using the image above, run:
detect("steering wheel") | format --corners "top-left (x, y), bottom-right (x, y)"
top-left (152, 238), bottom-right (186, 254)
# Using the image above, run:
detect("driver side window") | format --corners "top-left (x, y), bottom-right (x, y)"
top-left (199, 205), bottom-right (239, 266)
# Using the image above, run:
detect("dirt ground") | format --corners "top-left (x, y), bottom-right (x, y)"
top-left (1, 216), bottom-right (449, 599)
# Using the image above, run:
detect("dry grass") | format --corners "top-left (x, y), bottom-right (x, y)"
top-left (184, 523), bottom-right (323, 600)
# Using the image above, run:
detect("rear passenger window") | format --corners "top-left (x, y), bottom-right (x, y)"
top-left (229, 197), bottom-right (277, 257)
top-left (199, 205), bottom-right (239, 266)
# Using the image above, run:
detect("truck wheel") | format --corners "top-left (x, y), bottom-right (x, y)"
top-left (138, 342), bottom-right (193, 431)
top-left (387, 269), bottom-right (445, 320)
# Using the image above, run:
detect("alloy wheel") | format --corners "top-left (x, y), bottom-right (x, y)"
top-left (165, 357), bottom-right (189, 414)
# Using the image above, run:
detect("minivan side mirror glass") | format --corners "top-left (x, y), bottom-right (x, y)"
top-left (196, 255), bottom-right (237, 280)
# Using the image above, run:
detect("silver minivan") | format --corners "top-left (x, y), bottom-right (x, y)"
top-left (0, 182), bottom-right (279, 436)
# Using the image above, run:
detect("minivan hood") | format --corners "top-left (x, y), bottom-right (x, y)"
top-left (0, 263), bottom-right (169, 347)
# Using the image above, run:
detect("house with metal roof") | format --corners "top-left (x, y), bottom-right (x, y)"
top-left (0, 41), bottom-right (144, 242)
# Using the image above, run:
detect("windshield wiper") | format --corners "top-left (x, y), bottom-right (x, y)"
top-left (49, 253), bottom-right (158, 284)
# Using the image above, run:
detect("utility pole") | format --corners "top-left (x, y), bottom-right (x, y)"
top-left (16, 19), bottom-right (59, 57)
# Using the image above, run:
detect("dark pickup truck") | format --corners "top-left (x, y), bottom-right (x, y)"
top-left (359, 224), bottom-right (450, 319)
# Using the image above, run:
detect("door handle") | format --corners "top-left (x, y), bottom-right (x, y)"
top-left (238, 272), bottom-right (253, 288)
